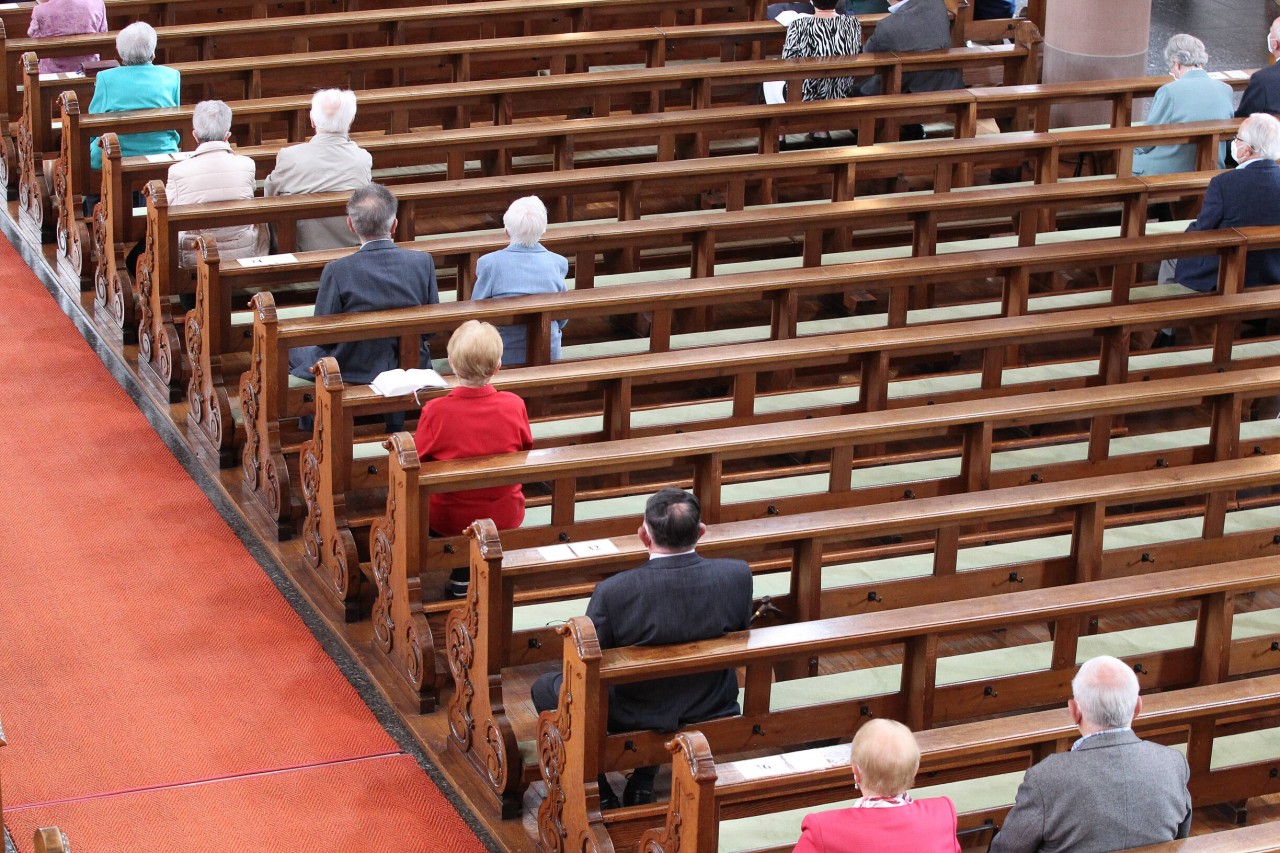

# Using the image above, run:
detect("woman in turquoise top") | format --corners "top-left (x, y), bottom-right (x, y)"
top-left (1131, 34), bottom-right (1234, 177)
top-left (88, 21), bottom-right (181, 171)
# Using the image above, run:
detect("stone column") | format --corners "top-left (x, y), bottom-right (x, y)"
top-left (1043, 0), bottom-right (1152, 127)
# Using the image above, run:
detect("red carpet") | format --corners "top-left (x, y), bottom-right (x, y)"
top-left (0, 236), bottom-right (484, 850)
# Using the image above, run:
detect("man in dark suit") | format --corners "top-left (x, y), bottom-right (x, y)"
top-left (288, 182), bottom-right (438, 429)
top-left (990, 656), bottom-right (1192, 853)
top-left (857, 0), bottom-right (963, 96)
top-left (1170, 112), bottom-right (1280, 293)
top-left (531, 487), bottom-right (753, 809)
top-left (1236, 19), bottom-right (1280, 118)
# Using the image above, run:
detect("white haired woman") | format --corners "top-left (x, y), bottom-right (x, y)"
top-left (470, 196), bottom-right (569, 366)
top-left (792, 718), bottom-right (960, 853)
top-left (1132, 34), bottom-right (1234, 177)
top-left (166, 100), bottom-right (267, 269)
top-left (87, 22), bottom-right (181, 172)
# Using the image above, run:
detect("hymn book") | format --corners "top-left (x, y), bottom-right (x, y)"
top-left (369, 368), bottom-right (448, 397)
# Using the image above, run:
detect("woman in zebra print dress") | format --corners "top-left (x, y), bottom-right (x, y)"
top-left (781, 0), bottom-right (863, 104)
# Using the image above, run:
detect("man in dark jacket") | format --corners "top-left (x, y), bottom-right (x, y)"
top-left (531, 487), bottom-right (753, 808)
top-left (1236, 19), bottom-right (1280, 118)
top-left (1170, 113), bottom-right (1280, 293)
top-left (858, 0), bottom-right (964, 95)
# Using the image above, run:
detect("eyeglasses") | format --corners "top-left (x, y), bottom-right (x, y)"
top-left (1233, 136), bottom-right (1250, 147)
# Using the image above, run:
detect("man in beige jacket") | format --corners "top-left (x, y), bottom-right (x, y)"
top-left (263, 89), bottom-right (374, 253)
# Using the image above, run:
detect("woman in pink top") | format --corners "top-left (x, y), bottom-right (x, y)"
top-left (28, 0), bottom-right (108, 74)
top-left (792, 718), bottom-right (961, 853)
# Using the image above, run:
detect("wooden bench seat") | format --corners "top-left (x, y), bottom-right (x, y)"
top-left (296, 291), bottom-right (1280, 626)
top-left (77, 67), bottom-right (1249, 309)
top-left (42, 34), bottom-right (1035, 254)
top-left (195, 169), bottom-right (1208, 469)
top-left (460, 488), bottom-right (1280, 820)
top-left (31, 827), bottom-right (70, 853)
top-left (233, 225), bottom-right (1257, 535)
top-left (146, 118), bottom-right (1226, 409)
top-left (642, 675), bottom-right (1280, 853)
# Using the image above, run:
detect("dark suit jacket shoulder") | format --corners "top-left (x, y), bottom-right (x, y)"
top-left (990, 731), bottom-right (1191, 853)
top-left (1238, 62), bottom-right (1280, 118)
top-left (859, 0), bottom-right (963, 94)
top-left (587, 552), bottom-right (752, 732)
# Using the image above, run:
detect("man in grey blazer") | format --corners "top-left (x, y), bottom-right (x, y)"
top-left (264, 89), bottom-right (373, 253)
top-left (288, 183), bottom-right (438, 428)
top-left (531, 487), bottom-right (753, 809)
top-left (991, 656), bottom-right (1192, 853)
top-left (857, 0), bottom-right (963, 96)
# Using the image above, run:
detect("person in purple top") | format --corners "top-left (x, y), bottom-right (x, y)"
top-left (27, 0), bottom-right (108, 75)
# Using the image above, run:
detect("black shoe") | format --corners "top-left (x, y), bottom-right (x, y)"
top-left (447, 568), bottom-right (469, 599)
top-left (622, 774), bottom-right (655, 806)
top-left (1151, 330), bottom-right (1177, 349)
top-left (597, 780), bottom-right (621, 811)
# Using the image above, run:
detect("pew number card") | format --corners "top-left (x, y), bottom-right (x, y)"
top-left (568, 539), bottom-right (619, 558)
top-left (537, 544), bottom-right (575, 562)
top-left (536, 539), bottom-right (619, 561)
top-left (735, 749), bottom-right (845, 780)
top-left (237, 254), bottom-right (298, 267)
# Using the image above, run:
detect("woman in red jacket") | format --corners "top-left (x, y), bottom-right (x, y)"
top-left (792, 718), bottom-right (960, 853)
top-left (414, 320), bottom-right (533, 597)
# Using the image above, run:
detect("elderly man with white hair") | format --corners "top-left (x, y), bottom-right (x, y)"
top-left (264, 89), bottom-right (373, 252)
top-left (87, 21), bottom-right (181, 171)
top-left (1132, 34), bottom-right (1234, 177)
top-left (1167, 112), bottom-right (1280, 293)
top-left (165, 100), bottom-right (267, 269)
top-left (470, 195), bottom-right (569, 366)
top-left (990, 656), bottom-right (1191, 853)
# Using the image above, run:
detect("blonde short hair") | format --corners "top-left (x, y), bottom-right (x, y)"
top-left (447, 321), bottom-right (503, 384)
top-left (850, 719), bottom-right (920, 797)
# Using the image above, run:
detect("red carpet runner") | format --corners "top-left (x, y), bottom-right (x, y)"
top-left (0, 238), bottom-right (485, 850)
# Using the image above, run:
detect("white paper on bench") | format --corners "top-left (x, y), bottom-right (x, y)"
top-left (38, 72), bottom-right (83, 81)
top-left (237, 254), bottom-right (298, 267)
top-left (537, 544), bottom-right (576, 562)
top-left (568, 539), bottom-right (619, 558)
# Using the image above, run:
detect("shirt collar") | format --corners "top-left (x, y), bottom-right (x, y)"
top-left (1071, 726), bottom-right (1131, 750)
top-left (887, 0), bottom-right (908, 11)
top-left (450, 384), bottom-right (497, 398)
top-left (1237, 157), bottom-right (1262, 170)
top-left (192, 140), bottom-right (232, 156)
top-left (646, 548), bottom-right (697, 560)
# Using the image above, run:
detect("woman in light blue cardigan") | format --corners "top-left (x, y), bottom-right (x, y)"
top-left (1132, 34), bottom-right (1234, 177)
top-left (471, 196), bottom-right (569, 366)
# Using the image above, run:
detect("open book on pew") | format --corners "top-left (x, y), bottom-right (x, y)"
top-left (369, 368), bottom-right (448, 397)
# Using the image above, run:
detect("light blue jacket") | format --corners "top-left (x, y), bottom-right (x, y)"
top-left (471, 243), bottom-right (569, 366)
top-left (88, 63), bottom-right (182, 170)
top-left (1132, 69), bottom-right (1234, 177)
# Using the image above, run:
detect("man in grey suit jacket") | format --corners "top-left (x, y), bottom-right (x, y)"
top-left (991, 656), bottom-right (1192, 853)
top-left (531, 487), bottom-right (753, 809)
top-left (289, 183), bottom-right (438, 429)
top-left (857, 0), bottom-right (963, 96)
top-left (264, 89), bottom-right (373, 253)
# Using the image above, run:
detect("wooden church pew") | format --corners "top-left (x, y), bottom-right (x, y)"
top-left (455, 466), bottom-right (1280, 817)
top-left (298, 293), bottom-right (1280, 627)
top-left (32, 827), bottom-right (70, 853)
top-left (141, 116), bottom-right (1217, 404)
top-left (639, 675), bottom-right (1280, 853)
top-left (234, 224), bottom-right (1251, 536)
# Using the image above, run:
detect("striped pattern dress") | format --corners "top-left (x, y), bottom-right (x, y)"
top-left (781, 14), bottom-right (863, 102)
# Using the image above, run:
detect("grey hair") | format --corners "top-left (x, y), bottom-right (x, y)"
top-left (310, 89), bottom-right (357, 135)
top-left (1164, 33), bottom-right (1208, 70)
top-left (191, 100), bottom-right (232, 144)
top-left (1241, 112), bottom-right (1280, 160)
top-left (116, 21), bottom-right (157, 66)
top-left (503, 195), bottom-right (548, 247)
top-left (346, 183), bottom-right (397, 241)
top-left (1072, 656), bottom-right (1139, 729)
